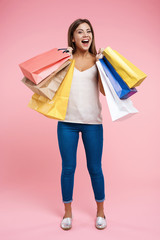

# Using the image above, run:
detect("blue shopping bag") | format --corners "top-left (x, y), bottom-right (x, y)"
top-left (99, 57), bottom-right (137, 99)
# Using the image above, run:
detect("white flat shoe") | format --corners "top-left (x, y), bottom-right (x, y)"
top-left (95, 215), bottom-right (107, 229)
top-left (60, 217), bottom-right (72, 230)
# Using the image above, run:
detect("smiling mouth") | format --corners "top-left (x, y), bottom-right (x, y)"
top-left (81, 40), bottom-right (90, 46)
top-left (82, 40), bottom-right (89, 43)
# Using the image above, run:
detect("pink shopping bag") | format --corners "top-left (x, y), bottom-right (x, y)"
top-left (19, 48), bottom-right (71, 84)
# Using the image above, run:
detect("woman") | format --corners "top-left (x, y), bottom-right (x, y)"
top-left (57, 18), bottom-right (107, 230)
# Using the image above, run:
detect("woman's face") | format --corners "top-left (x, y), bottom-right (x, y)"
top-left (72, 22), bottom-right (93, 51)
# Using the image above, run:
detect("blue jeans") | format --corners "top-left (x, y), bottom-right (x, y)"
top-left (57, 121), bottom-right (105, 203)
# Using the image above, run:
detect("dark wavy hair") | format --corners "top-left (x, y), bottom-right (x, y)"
top-left (67, 18), bottom-right (97, 55)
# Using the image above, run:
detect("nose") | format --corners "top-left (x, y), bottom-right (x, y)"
top-left (83, 31), bottom-right (89, 37)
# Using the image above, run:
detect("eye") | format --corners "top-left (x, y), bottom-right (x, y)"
top-left (78, 30), bottom-right (91, 33)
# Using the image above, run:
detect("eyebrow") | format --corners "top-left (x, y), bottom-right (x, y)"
top-left (77, 28), bottom-right (91, 31)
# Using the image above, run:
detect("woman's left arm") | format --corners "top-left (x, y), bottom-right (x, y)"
top-left (96, 48), bottom-right (106, 96)
top-left (98, 71), bottom-right (105, 96)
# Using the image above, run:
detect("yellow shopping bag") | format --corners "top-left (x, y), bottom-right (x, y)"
top-left (103, 46), bottom-right (147, 88)
top-left (28, 59), bottom-right (75, 120)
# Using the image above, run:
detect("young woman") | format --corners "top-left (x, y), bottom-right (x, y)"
top-left (57, 18), bottom-right (107, 230)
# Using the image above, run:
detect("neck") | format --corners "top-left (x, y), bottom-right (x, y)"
top-left (74, 48), bottom-right (90, 58)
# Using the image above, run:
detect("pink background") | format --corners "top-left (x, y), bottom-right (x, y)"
top-left (1, 0), bottom-right (160, 239)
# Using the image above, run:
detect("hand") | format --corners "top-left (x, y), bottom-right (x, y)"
top-left (66, 47), bottom-right (73, 59)
top-left (96, 48), bottom-right (104, 61)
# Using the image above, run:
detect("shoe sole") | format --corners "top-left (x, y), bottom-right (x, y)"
top-left (60, 225), bottom-right (72, 230)
top-left (95, 224), bottom-right (107, 230)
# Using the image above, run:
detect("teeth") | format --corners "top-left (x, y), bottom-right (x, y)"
top-left (82, 40), bottom-right (89, 43)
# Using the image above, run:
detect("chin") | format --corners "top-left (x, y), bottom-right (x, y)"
top-left (81, 45), bottom-right (91, 50)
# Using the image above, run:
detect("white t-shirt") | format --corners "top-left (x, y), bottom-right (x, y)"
top-left (61, 64), bottom-right (103, 124)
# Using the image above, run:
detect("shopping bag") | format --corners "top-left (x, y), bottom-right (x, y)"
top-left (28, 59), bottom-right (75, 120)
top-left (96, 60), bottom-right (138, 121)
top-left (21, 60), bottom-right (71, 100)
top-left (101, 57), bottom-right (137, 99)
top-left (102, 46), bottom-right (147, 88)
top-left (19, 48), bottom-right (71, 84)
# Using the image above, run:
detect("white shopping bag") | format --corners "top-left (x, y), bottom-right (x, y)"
top-left (96, 61), bottom-right (139, 121)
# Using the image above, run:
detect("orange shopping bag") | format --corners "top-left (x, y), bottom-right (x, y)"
top-left (19, 48), bottom-right (71, 84)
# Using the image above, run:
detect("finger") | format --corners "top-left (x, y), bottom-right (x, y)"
top-left (67, 47), bottom-right (73, 51)
top-left (100, 48), bottom-right (104, 53)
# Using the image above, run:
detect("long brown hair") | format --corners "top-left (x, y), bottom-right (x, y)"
top-left (67, 18), bottom-right (97, 55)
